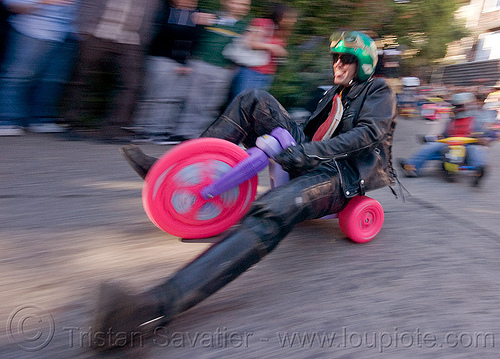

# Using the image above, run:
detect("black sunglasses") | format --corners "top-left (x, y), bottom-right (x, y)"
top-left (332, 53), bottom-right (358, 65)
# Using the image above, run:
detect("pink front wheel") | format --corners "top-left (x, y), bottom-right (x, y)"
top-left (142, 138), bottom-right (258, 239)
top-left (338, 196), bottom-right (384, 243)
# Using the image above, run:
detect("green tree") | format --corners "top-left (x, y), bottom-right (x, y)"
top-left (385, 0), bottom-right (469, 67)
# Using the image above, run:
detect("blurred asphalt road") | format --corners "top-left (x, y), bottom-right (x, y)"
top-left (1, 117), bottom-right (500, 359)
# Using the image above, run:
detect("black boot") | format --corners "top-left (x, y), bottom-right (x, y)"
top-left (472, 166), bottom-right (486, 187)
top-left (92, 281), bottom-right (170, 350)
top-left (119, 145), bottom-right (158, 179)
top-left (92, 227), bottom-right (274, 350)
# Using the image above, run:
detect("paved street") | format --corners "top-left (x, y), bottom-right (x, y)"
top-left (1, 117), bottom-right (500, 359)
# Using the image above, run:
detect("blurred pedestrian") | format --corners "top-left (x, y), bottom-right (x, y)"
top-left (65, 0), bottom-right (159, 142)
top-left (229, 2), bottom-right (297, 100)
top-left (474, 92), bottom-right (497, 127)
top-left (131, 0), bottom-right (215, 143)
top-left (484, 84), bottom-right (500, 121)
top-left (165, 0), bottom-right (251, 141)
top-left (133, 0), bottom-right (251, 144)
top-left (0, 0), bottom-right (79, 136)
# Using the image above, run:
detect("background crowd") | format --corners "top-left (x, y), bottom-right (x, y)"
top-left (0, 0), bottom-right (296, 143)
top-left (1, 0), bottom-right (499, 143)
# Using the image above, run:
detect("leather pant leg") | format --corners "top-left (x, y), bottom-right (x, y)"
top-left (201, 88), bottom-right (307, 147)
top-left (112, 91), bottom-right (346, 335)
top-left (151, 163), bottom-right (348, 321)
top-left (124, 89), bottom-right (306, 178)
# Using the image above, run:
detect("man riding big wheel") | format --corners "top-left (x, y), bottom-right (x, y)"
top-left (94, 31), bottom-right (397, 350)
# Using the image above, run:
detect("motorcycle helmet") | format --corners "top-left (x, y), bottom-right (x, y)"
top-left (330, 31), bottom-right (378, 82)
top-left (450, 92), bottom-right (476, 118)
top-left (450, 92), bottom-right (475, 107)
top-left (450, 92), bottom-right (475, 112)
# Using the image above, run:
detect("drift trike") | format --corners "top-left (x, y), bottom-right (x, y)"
top-left (420, 135), bottom-right (480, 182)
top-left (142, 128), bottom-right (384, 243)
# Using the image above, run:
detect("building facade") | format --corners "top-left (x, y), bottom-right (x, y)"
top-left (438, 0), bottom-right (500, 86)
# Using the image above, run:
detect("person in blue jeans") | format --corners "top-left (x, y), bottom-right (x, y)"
top-left (0, 0), bottom-right (79, 136)
top-left (400, 92), bottom-right (491, 186)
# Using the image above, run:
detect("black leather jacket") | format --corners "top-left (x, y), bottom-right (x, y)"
top-left (302, 77), bottom-right (397, 198)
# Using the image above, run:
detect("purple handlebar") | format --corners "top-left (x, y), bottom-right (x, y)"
top-left (200, 128), bottom-right (294, 200)
top-left (200, 147), bottom-right (269, 199)
top-left (270, 127), bottom-right (296, 149)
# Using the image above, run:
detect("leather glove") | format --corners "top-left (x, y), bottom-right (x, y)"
top-left (274, 145), bottom-right (322, 174)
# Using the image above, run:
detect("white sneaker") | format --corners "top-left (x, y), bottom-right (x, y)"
top-left (28, 123), bottom-right (67, 133)
top-left (0, 125), bottom-right (25, 136)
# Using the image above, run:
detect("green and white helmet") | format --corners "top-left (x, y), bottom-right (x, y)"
top-left (330, 31), bottom-right (378, 82)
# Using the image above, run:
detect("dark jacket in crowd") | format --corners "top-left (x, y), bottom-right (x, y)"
top-left (148, 3), bottom-right (201, 64)
top-left (0, 1), bottom-right (11, 62)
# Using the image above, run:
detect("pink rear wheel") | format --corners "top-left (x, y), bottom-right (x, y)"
top-left (338, 196), bottom-right (384, 243)
top-left (142, 138), bottom-right (258, 239)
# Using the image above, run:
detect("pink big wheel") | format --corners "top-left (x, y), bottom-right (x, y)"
top-left (338, 196), bottom-right (384, 243)
top-left (143, 138), bottom-right (258, 239)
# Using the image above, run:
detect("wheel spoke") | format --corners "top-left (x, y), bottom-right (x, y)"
top-left (171, 179), bottom-right (227, 222)
top-left (209, 196), bottom-right (228, 209)
top-left (183, 197), bottom-right (208, 221)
